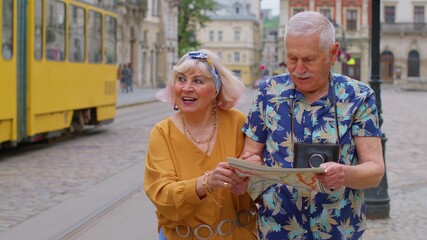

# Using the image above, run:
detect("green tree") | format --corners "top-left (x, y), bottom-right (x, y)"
top-left (178, 0), bottom-right (217, 56)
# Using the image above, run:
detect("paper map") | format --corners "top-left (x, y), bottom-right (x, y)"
top-left (227, 157), bottom-right (326, 200)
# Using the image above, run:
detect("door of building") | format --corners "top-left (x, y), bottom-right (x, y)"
top-left (341, 58), bottom-right (360, 81)
top-left (381, 51), bottom-right (394, 83)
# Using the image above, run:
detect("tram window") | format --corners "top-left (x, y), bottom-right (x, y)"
top-left (2, 0), bottom-right (13, 59)
top-left (88, 11), bottom-right (102, 63)
top-left (34, 0), bottom-right (43, 60)
top-left (104, 16), bottom-right (116, 64)
top-left (69, 5), bottom-right (85, 62)
top-left (46, 0), bottom-right (65, 61)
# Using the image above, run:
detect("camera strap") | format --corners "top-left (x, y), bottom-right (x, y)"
top-left (290, 75), bottom-right (341, 153)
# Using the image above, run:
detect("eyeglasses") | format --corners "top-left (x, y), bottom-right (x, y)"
top-left (188, 51), bottom-right (222, 93)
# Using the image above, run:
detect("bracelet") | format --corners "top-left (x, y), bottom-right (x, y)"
top-left (203, 170), bottom-right (214, 195)
top-left (202, 170), bottom-right (224, 207)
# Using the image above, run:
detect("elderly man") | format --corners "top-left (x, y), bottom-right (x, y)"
top-left (241, 11), bottom-right (384, 239)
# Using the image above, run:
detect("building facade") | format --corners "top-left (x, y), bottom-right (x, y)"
top-left (197, 0), bottom-right (262, 86)
top-left (115, 0), bottom-right (178, 88)
top-left (278, 0), bottom-right (371, 83)
top-left (381, 0), bottom-right (427, 90)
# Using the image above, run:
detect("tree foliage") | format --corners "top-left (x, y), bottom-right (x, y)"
top-left (178, 0), bottom-right (217, 56)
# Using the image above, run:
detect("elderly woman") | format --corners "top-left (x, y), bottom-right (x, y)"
top-left (144, 49), bottom-right (258, 240)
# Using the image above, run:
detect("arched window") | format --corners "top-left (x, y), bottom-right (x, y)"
top-left (408, 50), bottom-right (420, 77)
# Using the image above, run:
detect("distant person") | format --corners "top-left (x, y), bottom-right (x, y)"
top-left (117, 64), bottom-right (127, 93)
top-left (121, 63), bottom-right (133, 93)
top-left (240, 11), bottom-right (384, 239)
top-left (144, 49), bottom-right (258, 239)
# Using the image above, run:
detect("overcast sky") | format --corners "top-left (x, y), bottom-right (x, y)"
top-left (261, 0), bottom-right (279, 16)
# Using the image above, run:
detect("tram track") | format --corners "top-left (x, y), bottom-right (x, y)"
top-left (51, 182), bottom-right (145, 240)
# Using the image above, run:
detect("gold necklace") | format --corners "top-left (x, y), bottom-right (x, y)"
top-left (182, 111), bottom-right (217, 145)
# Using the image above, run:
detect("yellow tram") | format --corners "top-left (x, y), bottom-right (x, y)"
top-left (0, 0), bottom-right (117, 148)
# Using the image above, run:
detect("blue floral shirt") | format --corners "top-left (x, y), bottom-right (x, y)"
top-left (242, 73), bottom-right (382, 240)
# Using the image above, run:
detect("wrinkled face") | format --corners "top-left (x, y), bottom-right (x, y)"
top-left (174, 68), bottom-right (216, 114)
top-left (286, 34), bottom-right (338, 98)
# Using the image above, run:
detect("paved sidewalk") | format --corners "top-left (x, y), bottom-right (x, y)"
top-left (116, 86), bottom-right (161, 108)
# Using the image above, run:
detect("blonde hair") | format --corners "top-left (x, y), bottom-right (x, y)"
top-left (156, 49), bottom-right (245, 110)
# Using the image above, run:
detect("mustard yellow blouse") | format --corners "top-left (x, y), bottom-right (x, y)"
top-left (144, 108), bottom-right (257, 240)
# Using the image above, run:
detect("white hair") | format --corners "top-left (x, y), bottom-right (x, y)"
top-left (285, 11), bottom-right (336, 52)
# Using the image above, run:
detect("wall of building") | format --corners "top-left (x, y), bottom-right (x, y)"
top-left (278, 0), bottom-right (371, 83)
top-left (198, 0), bottom-right (262, 87)
top-left (381, 0), bottom-right (427, 90)
top-left (115, 0), bottom-right (178, 88)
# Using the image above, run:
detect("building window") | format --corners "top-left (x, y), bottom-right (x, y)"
top-left (414, 6), bottom-right (425, 23)
top-left (232, 70), bottom-right (241, 78)
top-left (209, 31), bottom-right (214, 41)
top-left (234, 52), bottom-right (240, 62)
top-left (152, 0), bottom-right (160, 16)
top-left (408, 50), bottom-right (420, 77)
top-left (218, 31), bottom-right (222, 41)
top-left (385, 6), bottom-right (395, 23)
top-left (234, 31), bottom-right (240, 42)
top-left (346, 9), bottom-right (357, 31)
top-left (319, 8), bottom-right (332, 21)
top-left (414, 6), bottom-right (425, 30)
top-left (293, 8), bottom-right (304, 15)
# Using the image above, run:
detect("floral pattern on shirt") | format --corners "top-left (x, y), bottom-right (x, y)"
top-left (242, 73), bottom-right (382, 240)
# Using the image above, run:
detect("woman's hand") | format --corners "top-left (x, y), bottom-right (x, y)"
top-left (230, 177), bottom-right (249, 195)
top-left (208, 162), bottom-right (246, 190)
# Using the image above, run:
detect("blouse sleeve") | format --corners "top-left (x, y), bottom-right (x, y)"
top-left (144, 123), bottom-right (202, 222)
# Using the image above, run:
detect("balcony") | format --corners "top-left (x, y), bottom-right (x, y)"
top-left (116, 0), bottom-right (147, 11)
top-left (382, 22), bottom-right (427, 34)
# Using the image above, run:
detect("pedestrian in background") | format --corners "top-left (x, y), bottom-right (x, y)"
top-left (121, 63), bottom-right (133, 93)
top-left (240, 11), bottom-right (384, 239)
top-left (144, 49), bottom-right (258, 239)
top-left (117, 64), bottom-right (126, 93)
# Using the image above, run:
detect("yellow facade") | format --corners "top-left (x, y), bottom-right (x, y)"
top-left (197, 1), bottom-right (262, 87)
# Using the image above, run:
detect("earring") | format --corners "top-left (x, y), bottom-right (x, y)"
top-left (173, 101), bottom-right (179, 111)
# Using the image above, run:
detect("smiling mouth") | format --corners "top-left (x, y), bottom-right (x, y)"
top-left (182, 97), bottom-right (197, 103)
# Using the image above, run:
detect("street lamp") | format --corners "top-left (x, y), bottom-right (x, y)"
top-left (364, 0), bottom-right (390, 219)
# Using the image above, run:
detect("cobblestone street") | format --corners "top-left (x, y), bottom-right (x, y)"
top-left (363, 85), bottom-right (427, 239)
top-left (0, 100), bottom-right (163, 234)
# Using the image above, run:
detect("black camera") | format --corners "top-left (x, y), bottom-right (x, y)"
top-left (293, 142), bottom-right (339, 168)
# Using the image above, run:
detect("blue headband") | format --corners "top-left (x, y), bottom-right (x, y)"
top-left (188, 51), bottom-right (222, 93)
